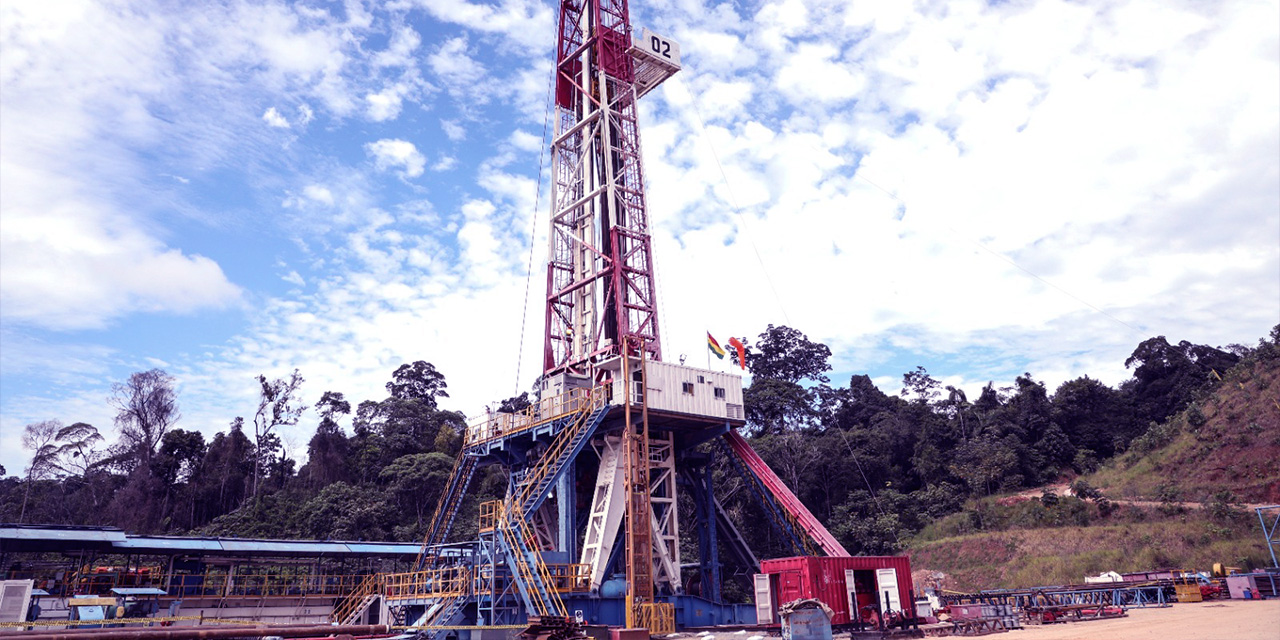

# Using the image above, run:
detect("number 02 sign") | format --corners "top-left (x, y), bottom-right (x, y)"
top-left (638, 29), bottom-right (681, 67)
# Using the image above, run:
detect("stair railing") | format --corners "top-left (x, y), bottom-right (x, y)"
top-left (331, 572), bottom-right (384, 624)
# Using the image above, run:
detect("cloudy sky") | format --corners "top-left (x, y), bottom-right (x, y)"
top-left (2, 0), bottom-right (1277, 475)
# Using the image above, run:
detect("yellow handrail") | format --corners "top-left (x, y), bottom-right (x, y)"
top-left (331, 572), bottom-right (385, 623)
top-left (65, 570), bottom-right (371, 599)
top-left (465, 386), bottom-right (606, 447)
top-left (513, 387), bottom-right (606, 511)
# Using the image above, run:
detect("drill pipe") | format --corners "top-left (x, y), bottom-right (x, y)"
top-left (1, 624), bottom-right (390, 640)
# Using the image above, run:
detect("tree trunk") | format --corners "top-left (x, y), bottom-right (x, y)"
top-left (19, 472), bottom-right (32, 523)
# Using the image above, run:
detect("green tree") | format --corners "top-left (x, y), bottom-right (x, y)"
top-left (54, 422), bottom-right (105, 478)
top-left (251, 370), bottom-right (305, 501)
top-left (111, 369), bottom-right (180, 470)
top-left (1052, 376), bottom-right (1134, 456)
top-left (197, 418), bottom-right (254, 520)
top-left (744, 378), bottom-right (817, 434)
top-left (1123, 336), bottom-right (1238, 425)
top-left (379, 452), bottom-right (455, 530)
top-left (19, 420), bottom-right (62, 523)
top-left (302, 391), bottom-right (352, 486)
top-left (901, 366), bottom-right (941, 405)
top-left (949, 435), bottom-right (1019, 496)
top-left (747, 325), bottom-right (832, 383)
top-left (387, 360), bottom-right (450, 407)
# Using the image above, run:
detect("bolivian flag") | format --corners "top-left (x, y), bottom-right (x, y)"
top-left (707, 332), bottom-right (726, 359)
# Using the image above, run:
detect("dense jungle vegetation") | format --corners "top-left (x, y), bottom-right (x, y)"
top-left (3, 324), bottom-right (1276, 575)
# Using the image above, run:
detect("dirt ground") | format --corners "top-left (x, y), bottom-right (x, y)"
top-left (1016, 599), bottom-right (1280, 640)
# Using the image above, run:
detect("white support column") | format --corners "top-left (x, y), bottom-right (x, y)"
top-left (579, 435), bottom-right (626, 590)
top-left (648, 433), bottom-right (681, 593)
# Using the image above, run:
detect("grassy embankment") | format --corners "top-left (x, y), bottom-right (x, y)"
top-left (909, 353), bottom-right (1279, 592)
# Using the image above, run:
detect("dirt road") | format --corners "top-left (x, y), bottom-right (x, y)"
top-left (1016, 599), bottom-right (1279, 640)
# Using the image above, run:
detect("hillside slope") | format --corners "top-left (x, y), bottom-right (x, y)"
top-left (1089, 351), bottom-right (1280, 503)
top-left (911, 508), bottom-right (1265, 591)
top-left (910, 350), bottom-right (1279, 592)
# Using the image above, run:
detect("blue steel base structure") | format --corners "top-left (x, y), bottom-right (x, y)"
top-left (399, 594), bottom-right (756, 639)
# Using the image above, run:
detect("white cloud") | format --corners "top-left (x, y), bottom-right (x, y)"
top-left (365, 138), bottom-right (426, 178)
top-left (365, 86), bottom-right (405, 121)
top-left (0, 163), bottom-right (242, 330)
top-left (509, 130), bottom-right (541, 153)
top-left (262, 107), bottom-right (290, 127)
top-left (2, 0), bottom-right (1276, 476)
top-left (303, 184), bottom-right (334, 206)
top-left (441, 119), bottom-right (466, 141)
top-left (774, 42), bottom-right (865, 104)
top-left (411, 0), bottom-right (553, 49)
top-left (432, 156), bottom-right (458, 171)
top-left (374, 25), bottom-right (422, 67)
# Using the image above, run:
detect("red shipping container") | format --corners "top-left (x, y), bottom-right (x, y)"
top-left (758, 556), bottom-right (916, 626)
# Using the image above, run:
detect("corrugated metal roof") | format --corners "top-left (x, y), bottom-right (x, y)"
top-left (111, 588), bottom-right (167, 595)
top-left (0, 527), bottom-right (126, 542)
top-left (1, 526), bottom-right (422, 558)
top-left (219, 539), bottom-right (348, 554)
top-left (114, 537), bottom-right (222, 552)
top-left (344, 542), bottom-right (421, 554)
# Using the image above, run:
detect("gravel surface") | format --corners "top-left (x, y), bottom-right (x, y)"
top-left (1016, 599), bottom-right (1279, 640)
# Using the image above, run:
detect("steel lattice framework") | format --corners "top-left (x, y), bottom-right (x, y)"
top-left (544, 0), bottom-right (663, 375)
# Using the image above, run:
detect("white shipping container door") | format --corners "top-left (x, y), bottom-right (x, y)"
top-left (844, 569), bottom-right (859, 622)
top-left (875, 568), bottom-right (901, 613)
top-left (0, 580), bottom-right (32, 623)
top-left (754, 574), bottom-right (773, 624)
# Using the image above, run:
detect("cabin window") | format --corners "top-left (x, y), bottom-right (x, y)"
top-left (697, 375), bottom-right (705, 383)
top-left (682, 382), bottom-right (694, 395)
top-left (714, 387), bottom-right (726, 399)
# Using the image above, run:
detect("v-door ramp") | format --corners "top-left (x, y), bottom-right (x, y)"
top-left (722, 429), bottom-right (850, 557)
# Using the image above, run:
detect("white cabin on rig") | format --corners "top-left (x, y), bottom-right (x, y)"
top-left (597, 357), bottom-right (745, 422)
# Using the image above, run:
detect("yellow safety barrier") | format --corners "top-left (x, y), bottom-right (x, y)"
top-left (384, 567), bottom-right (473, 601)
top-left (635, 602), bottom-right (675, 635)
top-left (55, 570), bottom-right (371, 600)
top-left (0, 616), bottom-right (262, 629)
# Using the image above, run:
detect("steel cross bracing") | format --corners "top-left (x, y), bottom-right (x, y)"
top-left (544, 0), bottom-right (665, 375)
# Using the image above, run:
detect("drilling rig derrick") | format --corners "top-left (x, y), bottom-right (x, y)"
top-left (388, 2), bottom-right (849, 636)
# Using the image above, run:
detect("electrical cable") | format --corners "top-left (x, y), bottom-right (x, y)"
top-left (853, 171), bottom-right (1145, 337)
top-left (514, 62), bottom-right (556, 396)
top-left (674, 72), bottom-right (791, 326)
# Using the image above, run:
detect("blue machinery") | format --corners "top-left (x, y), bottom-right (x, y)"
top-left (1257, 505), bottom-right (1280, 569)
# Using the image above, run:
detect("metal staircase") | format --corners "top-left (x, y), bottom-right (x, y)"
top-left (416, 453), bottom-right (479, 569)
top-left (716, 436), bottom-right (818, 557)
top-left (511, 391), bottom-right (609, 517)
top-left (420, 593), bottom-right (468, 640)
top-left (495, 503), bottom-right (565, 616)
top-left (719, 430), bottom-right (850, 557)
top-left (492, 387), bottom-right (608, 616)
top-left (331, 573), bottom-right (384, 624)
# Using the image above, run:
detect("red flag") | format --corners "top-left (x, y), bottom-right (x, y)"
top-left (727, 337), bottom-right (746, 370)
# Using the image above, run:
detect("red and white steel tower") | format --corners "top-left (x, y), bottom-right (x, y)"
top-left (543, 0), bottom-right (680, 376)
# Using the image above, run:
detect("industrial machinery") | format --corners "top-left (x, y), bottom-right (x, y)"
top-left (377, 1), bottom-right (850, 635)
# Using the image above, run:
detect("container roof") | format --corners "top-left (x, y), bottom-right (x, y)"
top-left (0, 524), bottom-right (420, 559)
top-left (111, 587), bottom-right (167, 595)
